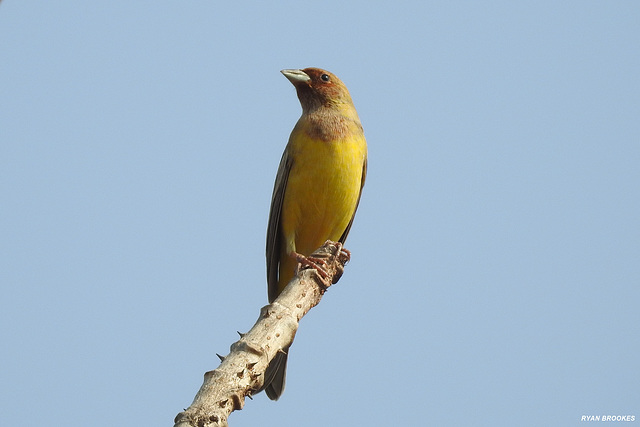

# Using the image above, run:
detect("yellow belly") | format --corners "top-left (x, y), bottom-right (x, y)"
top-left (277, 131), bottom-right (366, 292)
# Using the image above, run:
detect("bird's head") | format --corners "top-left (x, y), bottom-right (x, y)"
top-left (281, 68), bottom-right (354, 113)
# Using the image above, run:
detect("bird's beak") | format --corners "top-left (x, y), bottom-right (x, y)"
top-left (281, 69), bottom-right (311, 85)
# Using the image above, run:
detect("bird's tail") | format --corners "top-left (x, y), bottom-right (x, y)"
top-left (264, 347), bottom-right (289, 400)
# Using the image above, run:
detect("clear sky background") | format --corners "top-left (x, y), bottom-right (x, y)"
top-left (1, 1), bottom-right (638, 426)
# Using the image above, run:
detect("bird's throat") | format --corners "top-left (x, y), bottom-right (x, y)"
top-left (303, 110), bottom-right (363, 142)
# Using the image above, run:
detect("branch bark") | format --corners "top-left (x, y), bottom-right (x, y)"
top-left (173, 241), bottom-right (350, 427)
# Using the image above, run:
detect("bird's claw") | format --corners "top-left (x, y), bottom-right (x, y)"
top-left (291, 241), bottom-right (351, 288)
top-left (293, 251), bottom-right (330, 280)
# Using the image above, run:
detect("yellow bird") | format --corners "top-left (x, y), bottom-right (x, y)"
top-left (264, 68), bottom-right (367, 400)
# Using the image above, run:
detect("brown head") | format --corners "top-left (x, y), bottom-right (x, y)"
top-left (281, 68), bottom-right (355, 114)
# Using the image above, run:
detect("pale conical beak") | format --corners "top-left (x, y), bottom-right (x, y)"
top-left (281, 69), bottom-right (311, 85)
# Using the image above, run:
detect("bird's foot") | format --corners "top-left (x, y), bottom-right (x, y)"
top-left (339, 245), bottom-right (351, 261)
top-left (292, 251), bottom-right (330, 281)
top-left (318, 241), bottom-right (351, 265)
top-left (291, 241), bottom-right (351, 287)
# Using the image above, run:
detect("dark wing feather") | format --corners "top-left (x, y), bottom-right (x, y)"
top-left (339, 156), bottom-right (367, 243)
top-left (266, 148), bottom-right (293, 302)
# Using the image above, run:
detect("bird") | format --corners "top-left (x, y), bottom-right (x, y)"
top-left (263, 67), bottom-right (367, 400)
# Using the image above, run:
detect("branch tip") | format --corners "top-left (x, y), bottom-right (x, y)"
top-left (174, 240), bottom-right (352, 426)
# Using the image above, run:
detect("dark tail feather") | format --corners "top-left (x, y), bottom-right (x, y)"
top-left (264, 348), bottom-right (289, 401)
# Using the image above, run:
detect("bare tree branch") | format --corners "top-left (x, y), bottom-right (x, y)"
top-left (173, 241), bottom-right (350, 427)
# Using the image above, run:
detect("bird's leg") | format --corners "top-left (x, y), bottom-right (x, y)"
top-left (325, 241), bottom-right (350, 284)
top-left (339, 245), bottom-right (351, 260)
top-left (291, 241), bottom-right (352, 287)
top-left (291, 251), bottom-right (330, 280)
top-left (320, 240), bottom-right (350, 263)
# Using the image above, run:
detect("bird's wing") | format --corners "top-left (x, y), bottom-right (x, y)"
top-left (339, 155), bottom-right (367, 243)
top-left (266, 148), bottom-right (293, 302)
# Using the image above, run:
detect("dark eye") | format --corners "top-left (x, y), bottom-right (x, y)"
top-left (320, 73), bottom-right (330, 82)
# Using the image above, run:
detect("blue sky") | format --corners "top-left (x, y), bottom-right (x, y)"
top-left (1, 1), bottom-right (638, 426)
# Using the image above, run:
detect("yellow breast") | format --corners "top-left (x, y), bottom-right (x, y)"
top-left (277, 119), bottom-right (367, 290)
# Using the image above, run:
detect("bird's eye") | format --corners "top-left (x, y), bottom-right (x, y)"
top-left (321, 74), bottom-right (330, 82)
